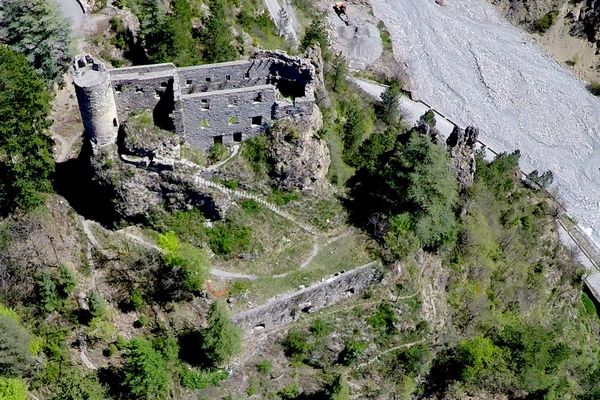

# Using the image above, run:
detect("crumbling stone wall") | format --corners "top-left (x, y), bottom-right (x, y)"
top-left (232, 262), bottom-right (383, 333)
top-left (180, 85), bottom-right (276, 149)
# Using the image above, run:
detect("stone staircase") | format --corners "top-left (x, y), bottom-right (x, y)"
top-left (192, 174), bottom-right (318, 235)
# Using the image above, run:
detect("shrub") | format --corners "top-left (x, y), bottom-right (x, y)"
top-left (123, 337), bottom-right (170, 400)
top-left (130, 288), bottom-right (145, 311)
top-left (283, 330), bottom-right (312, 362)
top-left (269, 189), bottom-right (298, 206)
top-left (325, 374), bottom-right (350, 400)
top-left (256, 359), bottom-right (273, 374)
top-left (179, 366), bottom-right (228, 390)
top-left (242, 135), bottom-right (271, 175)
top-left (533, 10), bottom-right (558, 33)
top-left (384, 213), bottom-right (421, 260)
top-left (47, 365), bottom-right (108, 400)
top-left (0, 377), bottom-right (27, 400)
top-left (208, 143), bottom-right (229, 164)
top-left (158, 231), bottom-right (209, 292)
top-left (206, 220), bottom-right (252, 258)
top-left (309, 319), bottom-right (332, 338)
top-left (241, 199), bottom-right (260, 214)
top-left (89, 291), bottom-right (106, 319)
top-left (367, 303), bottom-right (397, 335)
top-left (339, 338), bottom-right (367, 366)
top-left (278, 383), bottom-right (300, 399)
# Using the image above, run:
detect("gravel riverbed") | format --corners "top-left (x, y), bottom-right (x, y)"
top-left (370, 0), bottom-right (600, 245)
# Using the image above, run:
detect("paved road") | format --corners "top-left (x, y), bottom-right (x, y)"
top-left (55, 0), bottom-right (85, 34)
top-left (370, 0), bottom-right (600, 247)
top-left (350, 77), bottom-right (455, 137)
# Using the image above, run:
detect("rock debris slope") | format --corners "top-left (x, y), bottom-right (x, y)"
top-left (370, 0), bottom-right (600, 244)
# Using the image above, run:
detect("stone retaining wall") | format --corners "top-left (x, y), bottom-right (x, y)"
top-left (232, 262), bottom-right (383, 333)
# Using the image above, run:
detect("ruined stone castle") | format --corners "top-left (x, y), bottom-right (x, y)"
top-left (73, 51), bottom-right (317, 150)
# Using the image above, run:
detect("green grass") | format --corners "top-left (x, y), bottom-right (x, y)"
top-left (230, 232), bottom-right (375, 309)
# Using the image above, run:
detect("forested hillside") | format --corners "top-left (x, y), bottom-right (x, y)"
top-left (0, 0), bottom-right (598, 399)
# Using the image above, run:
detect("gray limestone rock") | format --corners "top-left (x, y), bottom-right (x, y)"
top-left (446, 125), bottom-right (479, 191)
top-left (268, 106), bottom-right (331, 194)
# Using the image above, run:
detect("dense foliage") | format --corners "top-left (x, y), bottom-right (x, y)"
top-left (0, 0), bottom-right (71, 84)
top-left (0, 46), bottom-right (55, 213)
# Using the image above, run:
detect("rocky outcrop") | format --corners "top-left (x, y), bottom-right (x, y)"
top-left (268, 105), bottom-right (331, 194)
top-left (446, 125), bottom-right (479, 191)
top-left (304, 44), bottom-right (331, 107)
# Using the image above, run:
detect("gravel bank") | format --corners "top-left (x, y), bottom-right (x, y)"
top-left (370, 0), bottom-right (600, 245)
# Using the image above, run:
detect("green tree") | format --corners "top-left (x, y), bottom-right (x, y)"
top-left (381, 132), bottom-right (459, 248)
top-left (0, 315), bottom-right (34, 376)
top-left (0, 0), bottom-right (71, 84)
top-left (0, 46), bottom-right (55, 213)
top-left (158, 231), bottom-right (209, 292)
top-left (141, 0), bottom-right (199, 65)
top-left (301, 17), bottom-right (328, 54)
top-left (330, 54), bottom-right (348, 93)
top-left (49, 366), bottom-right (107, 400)
top-left (342, 99), bottom-right (373, 162)
top-left (325, 374), bottom-right (350, 400)
top-left (203, 0), bottom-right (238, 63)
top-left (0, 377), bottom-right (27, 400)
top-left (380, 81), bottom-right (401, 125)
top-left (123, 337), bottom-right (170, 400)
top-left (201, 301), bottom-right (242, 366)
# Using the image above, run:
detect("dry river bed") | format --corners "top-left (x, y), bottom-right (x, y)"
top-left (370, 0), bottom-right (600, 245)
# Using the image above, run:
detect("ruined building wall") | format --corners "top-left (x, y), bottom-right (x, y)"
top-left (180, 85), bottom-right (276, 149)
top-left (74, 52), bottom-right (318, 150)
top-left (232, 262), bottom-right (382, 332)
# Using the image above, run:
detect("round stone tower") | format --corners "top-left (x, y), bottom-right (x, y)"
top-left (73, 55), bottom-right (119, 147)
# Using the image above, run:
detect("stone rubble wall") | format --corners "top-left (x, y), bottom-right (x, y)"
top-left (232, 262), bottom-right (383, 332)
top-left (180, 85), bottom-right (276, 149)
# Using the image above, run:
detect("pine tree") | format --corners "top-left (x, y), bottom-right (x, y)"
top-left (0, 0), bottom-right (72, 84)
top-left (0, 46), bottom-right (54, 213)
top-left (203, 0), bottom-right (238, 63)
top-left (380, 81), bottom-right (401, 125)
top-left (123, 337), bottom-right (170, 400)
top-left (201, 301), bottom-right (241, 366)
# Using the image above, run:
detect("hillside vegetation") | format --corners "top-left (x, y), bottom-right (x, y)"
top-left (0, 0), bottom-right (599, 399)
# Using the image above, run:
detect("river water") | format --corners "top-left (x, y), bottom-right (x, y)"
top-left (371, 0), bottom-right (600, 245)
top-left (55, 0), bottom-right (85, 33)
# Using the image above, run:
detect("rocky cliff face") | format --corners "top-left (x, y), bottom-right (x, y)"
top-left (446, 125), bottom-right (479, 192)
top-left (268, 105), bottom-right (331, 194)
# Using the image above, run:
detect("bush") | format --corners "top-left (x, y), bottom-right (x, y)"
top-left (47, 365), bottom-right (108, 400)
top-left (384, 213), bottom-right (420, 260)
top-left (89, 291), bottom-right (106, 319)
top-left (325, 374), bottom-right (350, 400)
top-left (158, 231), bottom-right (209, 292)
top-left (123, 337), bottom-right (170, 400)
top-left (0, 377), bottom-right (27, 400)
top-left (242, 135), bottom-right (271, 175)
top-left (367, 303), bottom-right (397, 335)
top-left (278, 383), bottom-right (300, 399)
top-left (339, 338), bottom-right (367, 366)
top-left (283, 330), bottom-right (312, 362)
top-left (309, 319), bottom-right (332, 338)
top-left (533, 10), bottom-right (558, 33)
top-left (179, 367), bottom-right (228, 390)
top-left (256, 359), bottom-right (273, 374)
top-left (208, 143), bottom-right (229, 164)
top-left (241, 199), bottom-right (260, 214)
top-left (269, 189), bottom-right (298, 206)
top-left (206, 220), bottom-right (252, 258)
